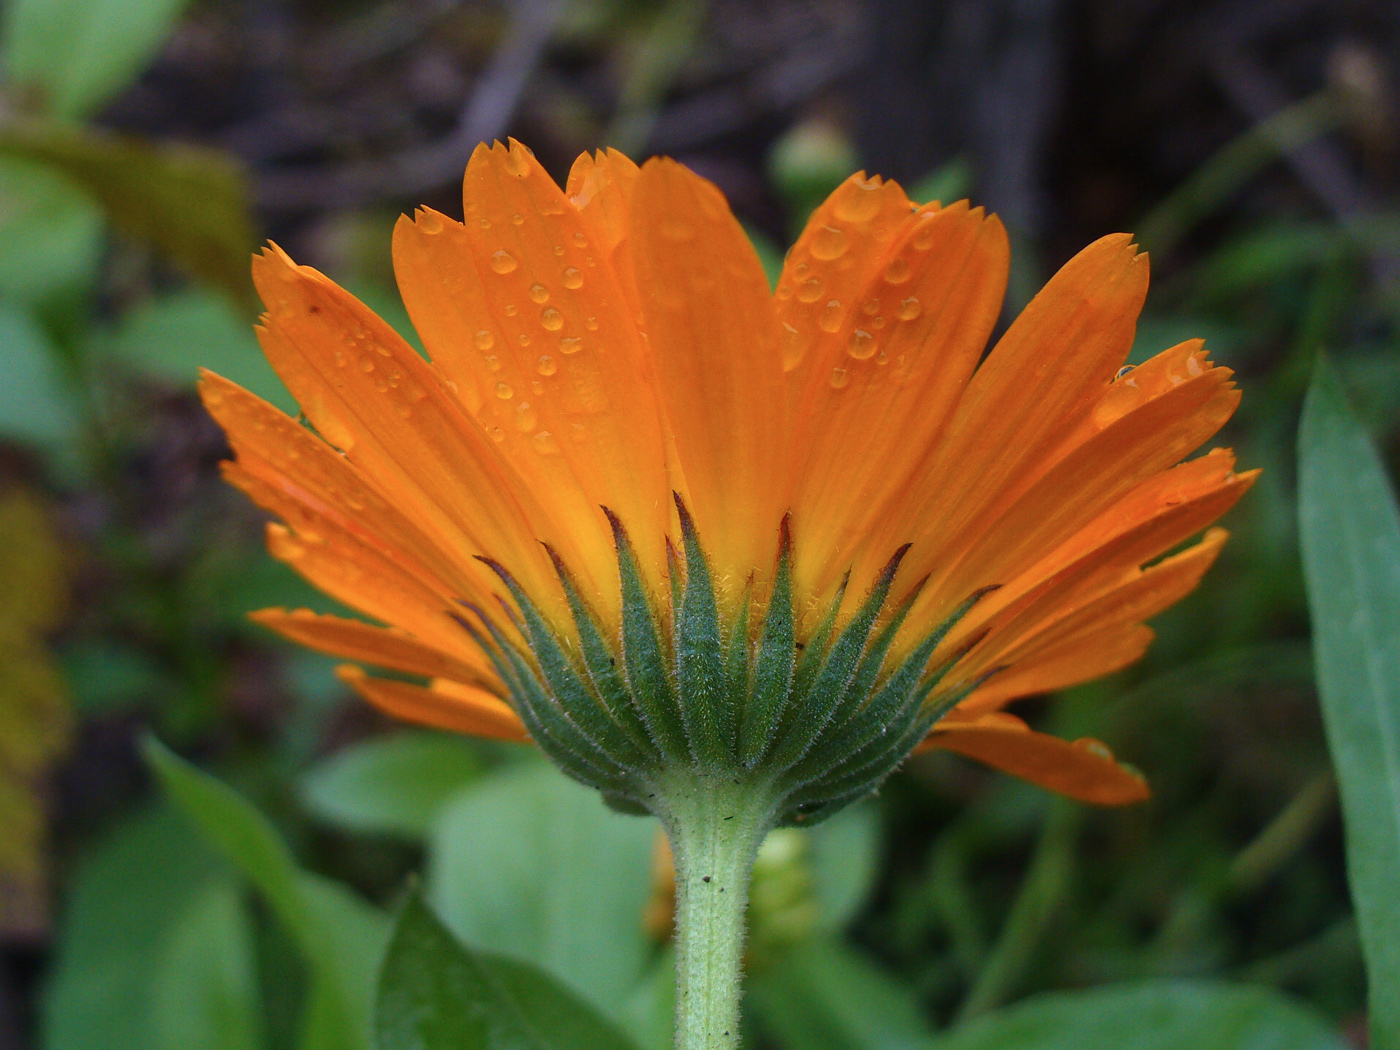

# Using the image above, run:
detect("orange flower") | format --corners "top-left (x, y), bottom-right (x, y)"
top-left (202, 140), bottom-right (1253, 814)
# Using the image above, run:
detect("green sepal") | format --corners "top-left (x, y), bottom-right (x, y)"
top-left (673, 494), bottom-right (734, 768)
top-left (740, 515), bottom-right (795, 768)
top-left (788, 572), bottom-right (848, 706)
top-left (767, 545), bottom-right (910, 771)
top-left (724, 582), bottom-right (752, 730)
top-left (477, 556), bottom-right (656, 772)
top-left (543, 543), bottom-right (660, 761)
top-left (464, 601), bottom-right (635, 794)
top-left (606, 507), bottom-right (691, 764)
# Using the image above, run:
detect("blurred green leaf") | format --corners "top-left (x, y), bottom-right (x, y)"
top-left (108, 286), bottom-right (294, 412)
top-left (1, 0), bottom-right (190, 119)
top-left (301, 732), bottom-right (483, 840)
top-left (0, 157), bottom-right (102, 306)
top-left (427, 758), bottom-right (655, 1022)
top-left (377, 891), bottom-right (640, 1050)
top-left (742, 225), bottom-right (783, 292)
top-left (60, 639), bottom-right (164, 716)
top-left (906, 157), bottom-right (973, 207)
top-left (0, 119), bottom-right (255, 302)
top-left (152, 880), bottom-right (263, 1050)
top-left (0, 299), bottom-right (78, 448)
top-left (927, 980), bottom-right (1348, 1050)
top-left (808, 802), bottom-right (880, 931)
top-left (40, 806), bottom-right (225, 1050)
top-left (1297, 357), bottom-right (1400, 1050)
top-left (747, 937), bottom-right (932, 1050)
top-left (144, 737), bottom-right (389, 1050)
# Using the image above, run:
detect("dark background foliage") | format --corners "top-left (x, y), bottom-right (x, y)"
top-left (1, 0), bottom-right (1397, 1047)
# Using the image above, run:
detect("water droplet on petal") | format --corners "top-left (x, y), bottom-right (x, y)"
top-left (529, 283), bottom-right (550, 303)
top-left (517, 334), bottom-right (531, 347)
top-left (533, 430), bottom-right (559, 454)
top-left (794, 261), bottom-right (810, 278)
top-left (479, 217), bottom-right (492, 229)
top-left (475, 330), bottom-right (495, 350)
top-left (489, 426), bottom-right (505, 441)
top-left (830, 367), bottom-right (850, 388)
top-left (359, 356), bottom-right (376, 372)
top-left (562, 267), bottom-right (583, 289)
top-left (848, 329), bottom-right (877, 359)
top-left (418, 210), bottom-right (443, 234)
top-left (515, 401), bottom-right (537, 431)
top-left (776, 283), bottom-right (793, 301)
top-left (495, 382), bottom-right (513, 399)
top-left (553, 244), bottom-right (565, 256)
top-left (811, 225), bottom-right (847, 260)
top-left (559, 336), bottom-right (582, 354)
top-left (1114, 365), bottom-right (1136, 380)
top-left (818, 300), bottom-right (843, 333)
top-left (537, 355), bottom-right (558, 376)
top-left (491, 250), bottom-right (517, 274)
top-left (540, 307), bottom-right (563, 331)
top-left (833, 178), bottom-right (882, 223)
top-left (898, 296), bottom-right (921, 320)
top-left (797, 278), bottom-right (824, 303)
top-left (583, 316), bottom-right (599, 331)
top-left (1092, 376), bottom-right (1144, 429)
top-left (1186, 354), bottom-right (1204, 376)
top-left (885, 258), bottom-right (911, 284)
top-left (780, 322), bottom-right (803, 368)
top-left (573, 232), bottom-right (588, 247)
top-left (504, 304), bottom-right (518, 317)
top-left (912, 215), bottom-right (937, 250)
top-left (511, 213), bottom-right (525, 226)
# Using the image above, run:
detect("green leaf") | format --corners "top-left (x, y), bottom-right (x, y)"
top-left (906, 157), bottom-right (973, 206)
top-left (426, 759), bottom-right (655, 1022)
top-left (0, 120), bottom-right (256, 303)
top-left (1, 0), bottom-right (190, 119)
top-left (108, 287), bottom-right (294, 413)
top-left (1298, 357), bottom-right (1400, 1050)
top-left (40, 806), bottom-right (226, 1050)
top-left (928, 980), bottom-right (1349, 1050)
top-left (0, 157), bottom-right (102, 306)
top-left (808, 802), bottom-right (880, 931)
top-left (0, 299), bottom-right (78, 448)
top-left (152, 880), bottom-right (263, 1050)
top-left (746, 937), bottom-right (931, 1050)
top-left (301, 732), bottom-right (484, 839)
top-left (376, 891), bottom-right (641, 1050)
top-left (144, 736), bottom-right (389, 1050)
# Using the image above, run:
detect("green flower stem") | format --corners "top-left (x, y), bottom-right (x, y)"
top-left (657, 773), bottom-right (780, 1050)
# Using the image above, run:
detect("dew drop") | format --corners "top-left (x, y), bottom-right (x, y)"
top-left (794, 261), bottom-right (810, 278)
top-left (529, 283), bottom-right (550, 303)
top-left (532, 430), bottom-right (559, 455)
top-left (776, 283), bottom-right (793, 301)
top-left (511, 213), bottom-right (525, 226)
top-left (479, 217), bottom-right (492, 229)
top-left (583, 316), bottom-right (599, 331)
top-left (491, 250), bottom-right (517, 274)
top-left (830, 367), bottom-right (850, 389)
top-left (562, 267), bottom-right (583, 289)
top-left (515, 401), bottom-right (538, 431)
top-left (1114, 365), bottom-right (1136, 380)
top-left (1091, 377), bottom-right (1144, 429)
top-left (848, 329), bottom-right (877, 360)
top-left (517, 334), bottom-right (531, 347)
top-left (504, 304), bottom-right (518, 317)
top-left (780, 321), bottom-right (803, 368)
top-left (796, 278), bottom-right (824, 303)
top-left (898, 296), bottom-right (922, 320)
top-left (912, 216), bottom-right (937, 251)
top-left (884, 257), bottom-right (911, 283)
top-left (531, 380), bottom-right (544, 394)
top-left (537, 354), bottom-right (558, 376)
top-left (573, 232), bottom-right (588, 247)
top-left (495, 382), bottom-right (513, 399)
top-left (817, 300), bottom-right (843, 333)
top-left (1186, 354), bottom-right (1204, 376)
top-left (474, 330), bottom-right (495, 350)
top-left (489, 426), bottom-right (505, 442)
top-left (418, 210), bottom-right (443, 234)
top-left (833, 178), bottom-right (882, 223)
top-left (484, 355), bottom-right (501, 372)
top-left (862, 298), bottom-right (880, 316)
top-left (559, 336), bottom-right (582, 354)
top-left (359, 356), bottom-right (376, 372)
top-left (811, 225), bottom-right (847, 260)
top-left (553, 244), bottom-right (565, 256)
top-left (540, 307), bottom-right (564, 331)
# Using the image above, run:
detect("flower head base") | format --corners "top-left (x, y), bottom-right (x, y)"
top-left (202, 139), bottom-right (1255, 829)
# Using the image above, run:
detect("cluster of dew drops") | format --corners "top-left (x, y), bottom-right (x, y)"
top-left (776, 179), bottom-right (944, 391)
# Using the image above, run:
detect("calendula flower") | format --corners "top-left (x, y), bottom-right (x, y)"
top-left (201, 140), bottom-right (1251, 1050)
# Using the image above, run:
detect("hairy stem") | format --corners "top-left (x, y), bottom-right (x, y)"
top-left (656, 773), bottom-right (778, 1050)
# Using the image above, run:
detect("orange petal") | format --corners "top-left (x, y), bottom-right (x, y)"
top-left (565, 148), bottom-right (640, 258)
top-left (250, 608), bottom-right (499, 689)
top-left (392, 141), bottom-right (670, 606)
top-left (338, 666), bottom-right (530, 742)
top-left (629, 157), bottom-right (787, 590)
top-left (883, 235), bottom-right (1149, 591)
top-left (783, 197), bottom-right (1009, 598)
top-left (250, 244), bottom-right (564, 620)
top-left (919, 712), bottom-right (1149, 805)
top-left (957, 624), bottom-right (1155, 713)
